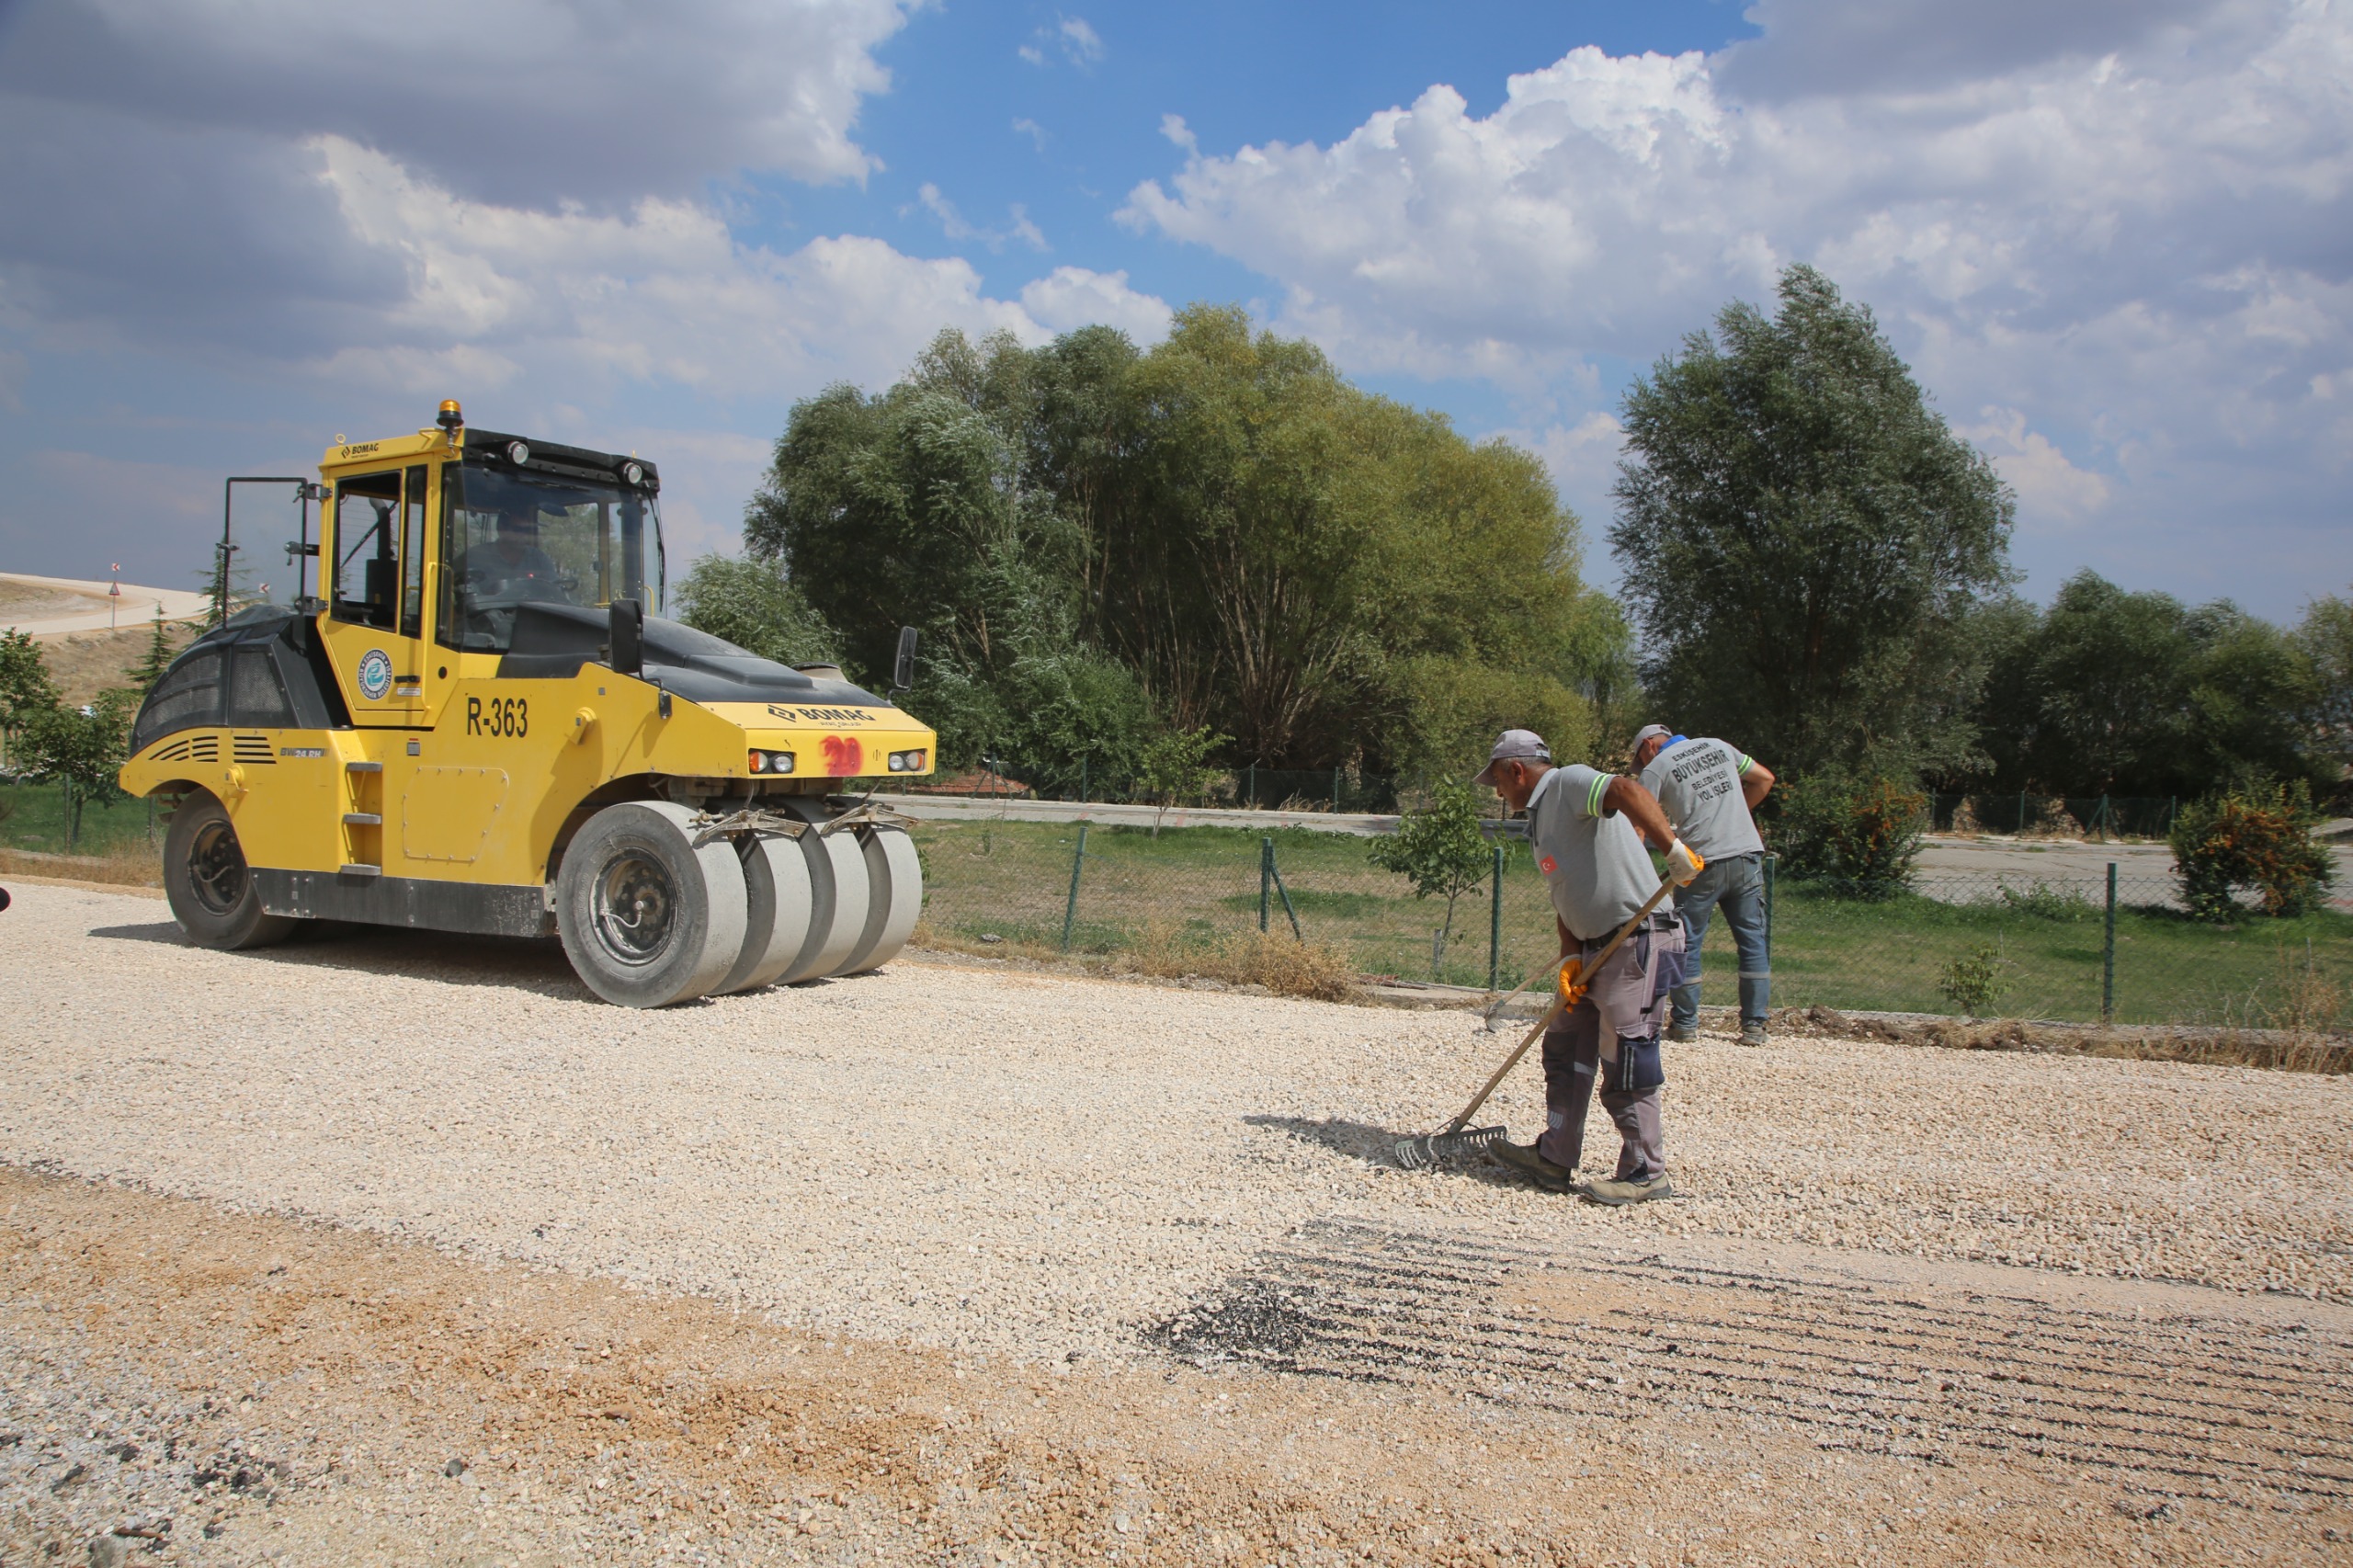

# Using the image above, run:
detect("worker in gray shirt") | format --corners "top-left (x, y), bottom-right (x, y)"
top-left (1633, 725), bottom-right (1777, 1046)
top-left (1476, 729), bottom-right (1703, 1205)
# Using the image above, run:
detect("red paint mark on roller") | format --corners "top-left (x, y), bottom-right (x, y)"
top-left (820, 734), bottom-right (862, 776)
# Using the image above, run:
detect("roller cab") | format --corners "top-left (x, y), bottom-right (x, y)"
top-left (119, 403), bottom-right (936, 1006)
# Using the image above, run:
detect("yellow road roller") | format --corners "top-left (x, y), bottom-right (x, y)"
top-left (118, 401), bottom-right (936, 1006)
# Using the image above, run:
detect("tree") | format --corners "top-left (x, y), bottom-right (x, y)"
top-left (1966, 572), bottom-right (2328, 798)
top-left (1134, 724), bottom-right (1226, 837)
top-left (0, 629), bottom-right (61, 772)
top-left (1367, 778), bottom-right (1493, 972)
top-left (673, 556), bottom-right (838, 668)
top-left (18, 687), bottom-right (137, 850)
top-left (1610, 267), bottom-right (2016, 782)
top-left (2293, 589), bottom-right (2353, 797)
top-left (127, 607), bottom-right (188, 698)
top-left (740, 311), bottom-right (1628, 790)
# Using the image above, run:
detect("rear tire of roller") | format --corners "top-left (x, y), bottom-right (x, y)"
top-left (164, 790), bottom-right (295, 951)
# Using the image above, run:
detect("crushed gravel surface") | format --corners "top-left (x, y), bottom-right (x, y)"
top-left (4, 881), bottom-right (2351, 1564)
top-left (3, 883), bottom-right (2347, 1349)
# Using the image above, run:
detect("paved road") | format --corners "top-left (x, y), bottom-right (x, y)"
top-left (0, 572), bottom-right (210, 637)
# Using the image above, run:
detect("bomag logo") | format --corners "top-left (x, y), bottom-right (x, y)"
top-left (766, 704), bottom-right (875, 724)
top-left (337, 441), bottom-right (381, 459)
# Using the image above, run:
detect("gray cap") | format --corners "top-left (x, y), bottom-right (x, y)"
top-left (1472, 728), bottom-right (1551, 786)
top-left (1631, 723), bottom-right (1672, 748)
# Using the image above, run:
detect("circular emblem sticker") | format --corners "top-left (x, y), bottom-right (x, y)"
top-left (357, 648), bottom-right (393, 701)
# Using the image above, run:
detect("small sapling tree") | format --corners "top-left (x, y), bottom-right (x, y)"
top-left (1369, 778), bottom-right (1494, 976)
top-left (1136, 725), bottom-right (1226, 838)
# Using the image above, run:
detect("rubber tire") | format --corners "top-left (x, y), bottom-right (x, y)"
top-left (837, 825), bottom-right (922, 973)
top-left (710, 832), bottom-right (814, 995)
top-left (773, 798), bottom-right (869, 983)
top-left (555, 801), bottom-right (748, 1007)
top-left (163, 790), bottom-right (296, 950)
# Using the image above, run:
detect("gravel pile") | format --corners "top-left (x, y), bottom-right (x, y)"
top-left (2, 881), bottom-right (2348, 1373)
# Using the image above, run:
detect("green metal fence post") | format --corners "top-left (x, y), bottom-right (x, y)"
top-left (2102, 860), bottom-right (2118, 1025)
top-left (2097, 793), bottom-right (2109, 844)
top-left (1059, 823), bottom-right (1089, 952)
top-left (2018, 790), bottom-right (2028, 835)
top-left (1245, 763), bottom-right (1254, 807)
top-left (1267, 841), bottom-right (1303, 940)
top-left (1333, 766), bottom-right (1342, 811)
top-left (1259, 836), bottom-right (1272, 933)
top-left (1488, 843), bottom-right (1505, 994)
top-left (1078, 756), bottom-right (1086, 804)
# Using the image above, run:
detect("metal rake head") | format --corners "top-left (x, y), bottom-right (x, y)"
top-left (1392, 1124), bottom-right (1506, 1171)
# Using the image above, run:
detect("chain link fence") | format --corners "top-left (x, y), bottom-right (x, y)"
top-left (898, 769), bottom-right (2191, 840)
top-left (908, 816), bottom-right (2348, 1029)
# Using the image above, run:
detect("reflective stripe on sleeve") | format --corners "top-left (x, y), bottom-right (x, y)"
top-left (1736, 754), bottom-right (1753, 774)
top-left (1586, 772), bottom-right (1609, 816)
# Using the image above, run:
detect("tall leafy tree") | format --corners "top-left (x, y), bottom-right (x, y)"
top-left (1609, 266), bottom-right (2015, 780)
top-left (742, 310), bottom-right (1627, 787)
top-left (1968, 571), bottom-right (2325, 797)
top-left (2291, 589), bottom-right (2353, 794)
top-left (19, 688), bottom-right (137, 850)
top-left (0, 629), bottom-right (61, 771)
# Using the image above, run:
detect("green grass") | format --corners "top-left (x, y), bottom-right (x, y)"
top-left (1754, 883), bottom-right (2353, 1028)
top-left (911, 816), bottom-right (2351, 1024)
top-left (0, 779), bottom-right (159, 857)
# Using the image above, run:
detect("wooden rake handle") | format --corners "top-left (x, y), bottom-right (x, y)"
top-left (1440, 876), bottom-right (1676, 1137)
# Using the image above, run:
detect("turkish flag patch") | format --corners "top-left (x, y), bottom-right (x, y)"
top-left (1539, 855), bottom-right (1557, 874)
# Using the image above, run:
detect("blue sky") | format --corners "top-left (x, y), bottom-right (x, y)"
top-left (0, 0), bottom-right (2345, 621)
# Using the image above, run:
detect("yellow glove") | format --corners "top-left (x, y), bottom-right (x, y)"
top-left (1665, 837), bottom-right (1704, 887)
top-left (1556, 956), bottom-right (1586, 1013)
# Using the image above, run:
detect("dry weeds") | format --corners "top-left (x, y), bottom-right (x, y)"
top-left (1774, 1002), bottom-right (2353, 1075)
top-left (0, 843), bottom-right (161, 888)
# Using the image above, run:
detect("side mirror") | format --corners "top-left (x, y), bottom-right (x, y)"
top-left (892, 625), bottom-right (918, 692)
top-left (609, 598), bottom-right (644, 677)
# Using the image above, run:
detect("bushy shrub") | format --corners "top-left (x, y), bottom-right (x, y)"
top-left (2170, 778), bottom-right (2334, 920)
top-left (1774, 772), bottom-right (1926, 899)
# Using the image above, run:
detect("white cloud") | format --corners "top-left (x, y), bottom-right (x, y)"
top-left (912, 184), bottom-right (1049, 253)
top-left (317, 139), bottom-right (1046, 403)
top-left (1012, 117), bottom-right (1049, 152)
top-left (1958, 407), bottom-right (2114, 526)
top-left (0, 0), bottom-right (913, 206)
top-left (1017, 268), bottom-right (1174, 344)
top-left (1023, 15), bottom-right (1105, 69)
top-left (1120, 0), bottom-right (2353, 608)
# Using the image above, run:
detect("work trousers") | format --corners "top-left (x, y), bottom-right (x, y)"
top-left (1536, 921), bottom-right (1683, 1182)
top-left (1669, 851), bottom-right (1770, 1029)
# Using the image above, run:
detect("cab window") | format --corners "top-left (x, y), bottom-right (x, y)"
top-left (331, 471), bottom-right (404, 631)
top-left (438, 465), bottom-right (663, 653)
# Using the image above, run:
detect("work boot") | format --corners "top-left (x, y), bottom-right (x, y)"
top-left (1581, 1172), bottom-right (1674, 1206)
top-left (1488, 1140), bottom-right (1573, 1191)
top-left (1738, 1021), bottom-right (1768, 1048)
top-left (1665, 1020), bottom-right (1697, 1043)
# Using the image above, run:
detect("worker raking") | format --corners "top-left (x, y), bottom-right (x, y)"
top-left (1479, 729), bottom-right (1704, 1204)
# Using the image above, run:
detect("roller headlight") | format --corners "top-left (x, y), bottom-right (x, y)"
top-left (621, 460), bottom-right (644, 486)
top-left (885, 748), bottom-right (927, 772)
top-left (506, 440), bottom-right (530, 464)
